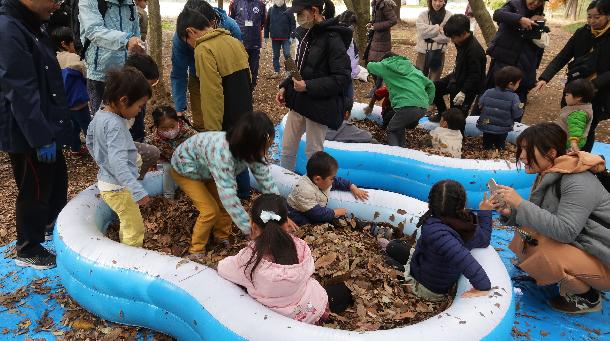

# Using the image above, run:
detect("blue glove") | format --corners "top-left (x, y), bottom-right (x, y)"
top-left (37, 142), bottom-right (57, 163)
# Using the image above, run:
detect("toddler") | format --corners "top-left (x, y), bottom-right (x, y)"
top-left (287, 151), bottom-right (368, 226)
top-left (556, 79), bottom-right (595, 152)
top-left (430, 108), bottom-right (465, 158)
top-left (477, 66), bottom-right (524, 150)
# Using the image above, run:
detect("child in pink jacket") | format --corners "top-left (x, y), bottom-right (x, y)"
top-left (217, 194), bottom-right (329, 324)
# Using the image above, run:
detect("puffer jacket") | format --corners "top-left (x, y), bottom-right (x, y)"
top-left (280, 18), bottom-right (352, 130)
top-left (79, 0), bottom-right (140, 82)
top-left (476, 87), bottom-right (522, 134)
top-left (415, 9), bottom-right (451, 54)
top-left (367, 0), bottom-right (398, 62)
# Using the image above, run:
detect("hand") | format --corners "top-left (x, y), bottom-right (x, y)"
top-left (334, 208), bottom-right (347, 217)
top-left (282, 217), bottom-right (298, 234)
top-left (293, 78), bottom-right (307, 92)
top-left (461, 288), bottom-right (490, 298)
top-left (366, 23), bottom-right (373, 30)
top-left (533, 80), bottom-right (547, 92)
top-left (36, 142), bottom-right (57, 163)
top-left (519, 17), bottom-right (537, 30)
top-left (276, 88), bottom-right (285, 104)
top-left (453, 91), bottom-right (466, 106)
top-left (137, 196), bottom-right (151, 206)
top-left (479, 192), bottom-right (494, 210)
top-left (363, 105), bottom-right (373, 115)
top-left (531, 15), bottom-right (545, 21)
top-left (127, 36), bottom-right (146, 54)
top-left (176, 111), bottom-right (186, 117)
top-left (350, 184), bottom-right (369, 201)
top-left (494, 184), bottom-right (524, 209)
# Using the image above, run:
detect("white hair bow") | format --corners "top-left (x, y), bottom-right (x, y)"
top-left (260, 210), bottom-right (281, 224)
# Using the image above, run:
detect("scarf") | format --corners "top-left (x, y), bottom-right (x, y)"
top-left (591, 20), bottom-right (610, 38)
top-left (428, 6), bottom-right (446, 26)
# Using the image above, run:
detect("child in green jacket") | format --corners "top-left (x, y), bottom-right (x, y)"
top-left (556, 79), bottom-right (595, 152)
top-left (365, 52), bottom-right (435, 147)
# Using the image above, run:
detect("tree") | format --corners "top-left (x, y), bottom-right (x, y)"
top-left (345, 0), bottom-right (370, 62)
top-left (218, 0), bottom-right (224, 10)
top-left (148, 0), bottom-right (167, 93)
top-left (468, 0), bottom-right (497, 45)
top-left (392, 0), bottom-right (401, 19)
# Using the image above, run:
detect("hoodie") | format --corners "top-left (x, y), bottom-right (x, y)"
top-left (555, 103), bottom-right (594, 149)
top-left (367, 55), bottom-right (435, 110)
top-left (217, 236), bottom-right (328, 324)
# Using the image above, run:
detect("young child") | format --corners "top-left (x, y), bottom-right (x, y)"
top-left (556, 79), bottom-right (595, 152)
top-left (366, 52), bottom-right (435, 147)
top-left (430, 108), bottom-right (465, 158)
top-left (86, 68), bottom-right (153, 247)
top-left (217, 193), bottom-right (329, 324)
top-left (264, 0), bottom-right (295, 78)
top-left (149, 105), bottom-right (196, 198)
top-left (287, 151), bottom-right (368, 226)
top-left (477, 66), bottom-right (524, 150)
top-left (171, 112), bottom-right (280, 256)
top-left (431, 14), bottom-right (486, 118)
top-left (51, 27), bottom-right (91, 156)
top-left (381, 180), bottom-right (493, 300)
top-left (364, 85), bottom-right (395, 129)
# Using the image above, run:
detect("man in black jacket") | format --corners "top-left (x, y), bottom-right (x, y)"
top-left (0, 0), bottom-right (72, 269)
top-left (431, 14), bottom-right (486, 119)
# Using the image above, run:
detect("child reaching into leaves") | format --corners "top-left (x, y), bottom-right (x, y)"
top-left (556, 79), bottom-right (595, 152)
top-left (429, 108), bottom-right (465, 158)
top-left (380, 180), bottom-right (493, 300)
top-left (364, 85), bottom-right (395, 129)
top-left (287, 151), bottom-right (368, 226)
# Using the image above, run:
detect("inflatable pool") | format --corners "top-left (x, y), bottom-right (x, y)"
top-left (276, 105), bottom-right (536, 209)
top-left (55, 168), bottom-right (514, 340)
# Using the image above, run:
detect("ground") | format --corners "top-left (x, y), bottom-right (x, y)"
top-left (0, 19), bottom-right (607, 339)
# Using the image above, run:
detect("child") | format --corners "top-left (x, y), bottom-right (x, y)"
top-left (364, 85), bottom-right (395, 129)
top-left (477, 66), bottom-right (524, 150)
top-left (431, 14), bottom-right (486, 118)
top-left (366, 52), bottom-right (435, 147)
top-left (556, 79), bottom-right (595, 152)
top-left (430, 108), bottom-right (465, 158)
top-left (51, 27), bottom-right (91, 156)
top-left (217, 194), bottom-right (329, 324)
top-left (264, 0), bottom-right (295, 78)
top-left (149, 105), bottom-right (196, 198)
top-left (171, 112), bottom-right (280, 256)
top-left (287, 151), bottom-right (368, 226)
top-left (381, 180), bottom-right (493, 300)
top-left (86, 68), bottom-right (153, 247)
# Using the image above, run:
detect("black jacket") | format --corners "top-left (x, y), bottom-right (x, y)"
top-left (0, 0), bottom-right (71, 153)
top-left (539, 25), bottom-right (610, 119)
top-left (487, 0), bottom-right (545, 88)
top-left (281, 18), bottom-right (352, 130)
top-left (452, 34), bottom-right (486, 95)
top-left (264, 4), bottom-right (296, 40)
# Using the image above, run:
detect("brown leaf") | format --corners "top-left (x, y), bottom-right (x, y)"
top-left (393, 311), bottom-right (416, 320)
top-left (71, 319), bottom-right (94, 330)
top-left (314, 252), bottom-right (338, 268)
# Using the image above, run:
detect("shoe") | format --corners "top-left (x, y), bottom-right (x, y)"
top-left (548, 291), bottom-right (601, 314)
top-left (15, 248), bottom-right (56, 270)
top-left (45, 225), bottom-right (54, 241)
top-left (186, 252), bottom-right (206, 262)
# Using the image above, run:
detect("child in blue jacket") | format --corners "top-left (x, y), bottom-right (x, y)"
top-left (264, 0), bottom-right (295, 78)
top-left (381, 180), bottom-right (493, 300)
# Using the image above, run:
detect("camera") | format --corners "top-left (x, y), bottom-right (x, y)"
top-left (519, 19), bottom-right (550, 40)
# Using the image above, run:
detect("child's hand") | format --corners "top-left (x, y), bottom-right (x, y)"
top-left (350, 184), bottom-right (369, 201)
top-left (282, 218), bottom-right (298, 234)
top-left (334, 208), bottom-right (347, 217)
top-left (293, 78), bottom-right (307, 92)
top-left (276, 88), bottom-right (286, 105)
top-left (363, 105), bottom-right (373, 115)
top-left (461, 288), bottom-right (490, 298)
top-left (137, 196), bottom-right (151, 206)
top-left (479, 192), bottom-right (493, 210)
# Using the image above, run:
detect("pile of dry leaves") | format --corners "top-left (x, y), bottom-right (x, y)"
top-left (107, 196), bottom-right (451, 331)
top-left (352, 120), bottom-right (517, 161)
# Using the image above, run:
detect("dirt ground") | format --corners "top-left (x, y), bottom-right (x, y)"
top-left (0, 20), bottom-right (606, 339)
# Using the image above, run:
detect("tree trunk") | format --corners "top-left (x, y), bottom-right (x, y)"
top-left (148, 0), bottom-right (166, 93)
top-left (564, 0), bottom-right (578, 20)
top-left (393, 0), bottom-right (401, 19)
top-left (218, 0), bottom-right (224, 10)
top-left (468, 0), bottom-right (497, 46)
top-left (345, 0), bottom-right (370, 62)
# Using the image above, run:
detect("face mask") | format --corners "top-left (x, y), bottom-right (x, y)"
top-left (159, 126), bottom-right (180, 140)
top-left (273, 0), bottom-right (285, 6)
top-left (297, 12), bottom-right (314, 29)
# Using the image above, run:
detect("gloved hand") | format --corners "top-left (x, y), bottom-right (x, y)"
top-left (36, 142), bottom-right (56, 163)
top-left (453, 91), bottom-right (466, 106)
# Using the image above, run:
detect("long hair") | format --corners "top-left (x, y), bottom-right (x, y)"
top-left (243, 194), bottom-right (299, 282)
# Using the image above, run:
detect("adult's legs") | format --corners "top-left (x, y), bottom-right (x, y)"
top-left (69, 106), bottom-right (92, 152)
top-left (280, 110), bottom-right (307, 171)
top-left (582, 114), bottom-right (603, 152)
top-left (130, 107), bottom-right (146, 142)
top-left (386, 107), bottom-right (425, 147)
top-left (271, 40), bottom-right (282, 73)
top-left (246, 48), bottom-right (261, 89)
top-left (87, 79), bottom-right (106, 113)
top-left (281, 39), bottom-right (291, 70)
top-left (433, 76), bottom-right (452, 114)
top-left (304, 117), bottom-right (328, 160)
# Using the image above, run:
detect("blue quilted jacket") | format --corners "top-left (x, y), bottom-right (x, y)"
top-left (477, 87), bottom-right (523, 134)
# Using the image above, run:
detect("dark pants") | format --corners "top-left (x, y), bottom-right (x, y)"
top-left (386, 107), bottom-right (425, 147)
top-left (9, 149), bottom-right (68, 257)
top-left (384, 239), bottom-right (412, 272)
top-left (271, 39), bottom-right (291, 73)
top-left (583, 114), bottom-right (602, 152)
top-left (433, 76), bottom-right (477, 116)
top-left (130, 106), bottom-right (146, 142)
top-left (236, 170), bottom-right (250, 199)
top-left (87, 79), bottom-right (105, 113)
top-left (69, 106), bottom-right (92, 152)
top-left (482, 132), bottom-right (508, 150)
top-left (246, 48), bottom-right (261, 89)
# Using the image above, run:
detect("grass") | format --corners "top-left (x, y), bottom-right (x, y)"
top-left (562, 21), bottom-right (586, 33)
top-left (161, 20), bottom-right (176, 31)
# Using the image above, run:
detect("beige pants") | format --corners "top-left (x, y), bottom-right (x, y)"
top-left (510, 227), bottom-right (610, 295)
top-left (280, 110), bottom-right (328, 171)
top-left (415, 52), bottom-right (445, 82)
top-left (403, 247), bottom-right (446, 301)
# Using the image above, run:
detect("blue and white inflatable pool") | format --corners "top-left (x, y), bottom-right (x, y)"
top-left (55, 167), bottom-right (514, 340)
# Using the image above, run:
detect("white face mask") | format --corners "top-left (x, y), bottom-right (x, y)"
top-left (297, 12), bottom-right (314, 29)
top-left (159, 126), bottom-right (180, 140)
top-left (273, 0), bottom-right (285, 6)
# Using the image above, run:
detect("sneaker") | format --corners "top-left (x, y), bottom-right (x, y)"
top-left (548, 291), bottom-right (601, 314)
top-left (45, 226), bottom-right (54, 241)
top-left (15, 248), bottom-right (56, 270)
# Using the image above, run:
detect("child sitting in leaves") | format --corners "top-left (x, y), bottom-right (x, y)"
top-left (287, 151), bottom-right (368, 226)
top-left (429, 108), bottom-right (465, 158)
top-left (218, 194), bottom-right (353, 324)
top-left (379, 180), bottom-right (493, 300)
top-left (556, 79), bottom-right (595, 152)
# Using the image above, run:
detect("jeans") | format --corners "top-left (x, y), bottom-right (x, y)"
top-left (482, 132), bottom-right (508, 150)
top-left (280, 110), bottom-right (328, 171)
top-left (236, 170), bottom-right (250, 199)
top-left (271, 39), bottom-right (291, 73)
top-left (386, 107), bottom-right (425, 147)
top-left (246, 48), bottom-right (261, 88)
top-left (69, 106), bottom-right (92, 152)
top-left (87, 79), bottom-right (105, 113)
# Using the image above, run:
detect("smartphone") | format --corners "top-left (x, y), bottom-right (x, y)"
top-left (284, 58), bottom-right (302, 81)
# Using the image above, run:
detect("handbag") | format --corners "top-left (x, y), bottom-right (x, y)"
top-left (567, 48), bottom-right (598, 81)
top-left (424, 39), bottom-right (444, 71)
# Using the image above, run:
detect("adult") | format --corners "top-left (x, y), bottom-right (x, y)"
top-left (264, 0), bottom-right (296, 79)
top-left (485, 0), bottom-right (547, 112)
top-left (136, 0), bottom-right (148, 42)
top-left (364, 0), bottom-right (397, 95)
top-left (493, 123), bottom-right (610, 313)
top-left (229, 0), bottom-right (266, 89)
top-left (0, 0), bottom-right (72, 269)
top-left (277, 0), bottom-right (352, 171)
top-left (415, 0), bottom-right (451, 81)
top-left (171, 0), bottom-right (241, 124)
top-left (534, 0), bottom-right (610, 152)
top-left (79, 0), bottom-right (144, 113)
